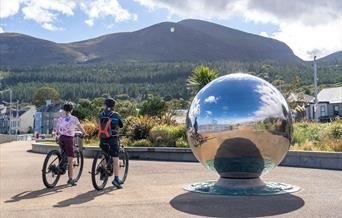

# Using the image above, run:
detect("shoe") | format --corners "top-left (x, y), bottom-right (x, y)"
top-left (112, 179), bottom-right (122, 189)
top-left (67, 178), bottom-right (77, 186)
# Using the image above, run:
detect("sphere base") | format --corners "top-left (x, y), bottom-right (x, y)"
top-left (215, 177), bottom-right (265, 189)
top-left (184, 178), bottom-right (300, 196)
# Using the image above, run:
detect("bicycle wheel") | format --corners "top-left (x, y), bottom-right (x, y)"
top-left (73, 149), bottom-right (84, 182)
top-left (91, 151), bottom-right (108, 190)
top-left (42, 150), bottom-right (61, 188)
top-left (119, 148), bottom-right (129, 184)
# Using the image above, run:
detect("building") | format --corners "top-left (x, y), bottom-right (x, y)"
top-left (34, 101), bottom-right (62, 134)
top-left (287, 92), bottom-right (314, 104)
top-left (0, 105), bottom-right (36, 134)
top-left (306, 87), bottom-right (342, 122)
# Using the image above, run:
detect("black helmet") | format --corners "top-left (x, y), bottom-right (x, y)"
top-left (104, 98), bottom-right (116, 107)
top-left (63, 102), bottom-right (74, 112)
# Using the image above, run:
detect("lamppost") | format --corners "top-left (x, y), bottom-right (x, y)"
top-left (0, 89), bottom-right (13, 135)
top-left (313, 56), bottom-right (318, 121)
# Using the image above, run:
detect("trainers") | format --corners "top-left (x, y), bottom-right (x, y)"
top-left (112, 179), bottom-right (122, 189)
top-left (67, 178), bottom-right (77, 186)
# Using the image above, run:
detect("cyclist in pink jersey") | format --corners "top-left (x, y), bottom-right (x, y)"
top-left (57, 102), bottom-right (87, 186)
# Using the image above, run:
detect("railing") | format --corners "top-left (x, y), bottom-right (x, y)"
top-left (0, 134), bottom-right (33, 144)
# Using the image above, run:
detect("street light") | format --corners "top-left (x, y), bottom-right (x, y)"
top-left (313, 56), bottom-right (318, 121)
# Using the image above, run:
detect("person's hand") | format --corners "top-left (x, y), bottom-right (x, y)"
top-left (55, 135), bottom-right (60, 143)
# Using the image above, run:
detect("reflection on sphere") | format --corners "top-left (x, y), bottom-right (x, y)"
top-left (186, 73), bottom-right (292, 178)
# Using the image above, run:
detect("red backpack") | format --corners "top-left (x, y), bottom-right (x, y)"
top-left (98, 112), bottom-right (114, 139)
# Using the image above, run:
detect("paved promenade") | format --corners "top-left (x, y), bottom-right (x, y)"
top-left (1, 141), bottom-right (341, 218)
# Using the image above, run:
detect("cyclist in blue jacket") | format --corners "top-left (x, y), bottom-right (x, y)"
top-left (98, 98), bottom-right (124, 188)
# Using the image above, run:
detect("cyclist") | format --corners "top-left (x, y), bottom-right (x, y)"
top-left (98, 98), bottom-right (123, 189)
top-left (57, 102), bottom-right (87, 186)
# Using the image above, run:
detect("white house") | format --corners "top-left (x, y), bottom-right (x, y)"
top-left (17, 106), bottom-right (36, 133)
top-left (306, 87), bottom-right (342, 122)
top-left (0, 105), bottom-right (36, 134)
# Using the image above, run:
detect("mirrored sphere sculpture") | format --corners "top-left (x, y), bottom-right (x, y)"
top-left (186, 73), bottom-right (292, 179)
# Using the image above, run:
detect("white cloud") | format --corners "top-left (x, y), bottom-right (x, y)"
top-left (0, 0), bottom-right (21, 18)
top-left (205, 111), bottom-right (213, 118)
top-left (135, 0), bottom-right (342, 60)
top-left (188, 96), bottom-right (201, 120)
top-left (253, 82), bottom-right (288, 120)
top-left (80, 0), bottom-right (138, 26)
top-left (204, 96), bottom-right (219, 104)
top-left (259, 31), bottom-right (269, 37)
top-left (271, 21), bottom-right (341, 60)
top-left (20, 0), bottom-right (76, 31)
top-left (42, 23), bottom-right (62, 31)
top-left (0, 27), bottom-right (4, 33)
top-left (84, 19), bottom-right (94, 26)
top-left (1, 0), bottom-right (137, 31)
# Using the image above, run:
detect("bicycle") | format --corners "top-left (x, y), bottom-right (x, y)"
top-left (91, 135), bottom-right (129, 190)
top-left (41, 133), bottom-right (84, 188)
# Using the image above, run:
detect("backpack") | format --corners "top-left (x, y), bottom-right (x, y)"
top-left (98, 111), bottom-right (114, 139)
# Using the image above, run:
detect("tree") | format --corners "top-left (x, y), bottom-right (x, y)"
top-left (33, 86), bottom-right (60, 107)
top-left (167, 98), bottom-right (189, 110)
top-left (116, 101), bottom-right (138, 118)
top-left (73, 99), bottom-right (98, 120)
top-left (91, 97), bottom-right (106, 108)
top-left (140, 96), bottom-right (166, 117)
top-left (187, 66), bottom-right (219, 94)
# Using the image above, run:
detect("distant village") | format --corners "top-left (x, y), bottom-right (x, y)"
top-left (0, 86), bottom-right (341, 136)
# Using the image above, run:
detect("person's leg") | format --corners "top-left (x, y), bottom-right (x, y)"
top-left (111, 137), bottom-right (122, 188)
top-left (113, 157), bottom-right (119, 177)
top-left (64, 136), bottom-right (76, 185)
top-left (99, 141), bottom-right (108, 166)
top-left (67, 157), bottom-right (73, 179)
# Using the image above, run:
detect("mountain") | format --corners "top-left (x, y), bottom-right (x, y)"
top-left (317, 51), bottom-right (342, 65)
top-left (0, 33), bottom-right (86, 68)
top-left (0, 19), bottom-right (303, 68)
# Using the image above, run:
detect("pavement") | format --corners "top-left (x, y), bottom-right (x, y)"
top-left (0, 141), bottom-right (342, 218)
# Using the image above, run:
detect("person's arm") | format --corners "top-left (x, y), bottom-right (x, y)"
top-left (75, 117), bottom-right (86, 135)
top-left (77, 123), bottom-right (86, 135)
top-left (56, 117), bottom-right (61, 139)
top-left (118, 116), bottom-right (123, 128)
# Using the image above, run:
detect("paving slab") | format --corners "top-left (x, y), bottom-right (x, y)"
top-left (1, 141), bottom-right (342, 218)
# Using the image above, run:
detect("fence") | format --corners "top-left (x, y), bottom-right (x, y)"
top-left (0, 134), bottom-right (33, 144)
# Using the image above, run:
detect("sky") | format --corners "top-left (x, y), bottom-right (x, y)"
top-left (0, 0), bottom-right (341, 61)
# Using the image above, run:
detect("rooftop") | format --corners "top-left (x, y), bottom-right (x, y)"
top-left (288, 92), bottom-right (314, 103)
top-left (317, 87), bottom-right (342, 103)
top-left (37, 104), bottom-right (61, 112)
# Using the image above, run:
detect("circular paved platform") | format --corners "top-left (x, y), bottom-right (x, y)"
top-left (1, 141), bottom-right (341, 218)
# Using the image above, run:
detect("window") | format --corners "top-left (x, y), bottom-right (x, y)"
top-left (320, 105), bottom-right (326, 117)
top-left (334, 105), bottom-right (339, 116)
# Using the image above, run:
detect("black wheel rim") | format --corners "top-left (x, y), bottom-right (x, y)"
top-left (73, 150), bottom-right (83, 181)
top-left (43, 151), bottom-right (60, 187)
top-left (119, 149), bottom-right (128, 184)
top-left (92, 154), bottom-right (108, 190)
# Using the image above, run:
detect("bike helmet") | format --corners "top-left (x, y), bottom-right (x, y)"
top-left (63, 101), bottom-right (74, 112)
top-left (104, 98), bottom-right (116, 107)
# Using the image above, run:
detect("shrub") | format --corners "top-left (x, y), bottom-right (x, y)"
top-left (126, 115), bottom-right (157, 140)
top-left (82, 119), bottom-right (98, 137)
top-left (140, 96), bottom-right (167, 117)
top-left (115, 101), bottom-right (138, 118)
top-left (120, 137), bottom-right (131, 147)
top-left (291, 121), bottom-right (342, 152)
top-left (175, 138), bottom-right (189, 148)
top-left (160, 112), bottom-right (177, 126)
top-left (149, 125), bottom-right (186, 147)
top-left (130, 139), bottom-right (152, 147)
